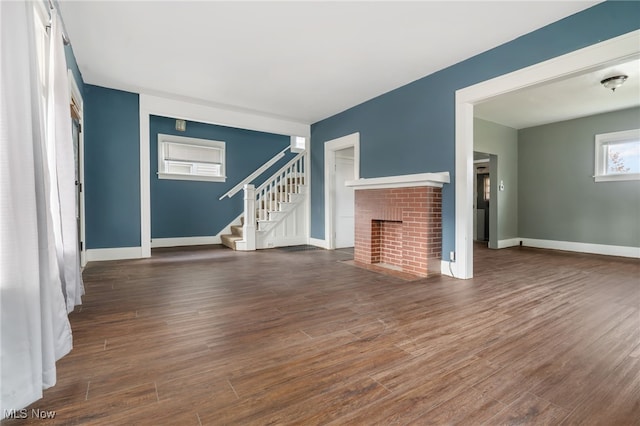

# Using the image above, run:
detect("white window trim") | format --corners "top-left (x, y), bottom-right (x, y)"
top-left (594, 128), bottom-right (640, 182)
top-left (157, 133), bottom-right (226, 182)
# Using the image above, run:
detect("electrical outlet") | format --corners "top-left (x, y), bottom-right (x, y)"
top-left (449, 251), bottom-right (456, 262)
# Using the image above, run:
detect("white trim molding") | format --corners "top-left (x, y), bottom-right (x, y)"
top-left (139, 94), bottom-right (311, 258)
top-left (594, 128), bottom-right (640, 182)
top-left (521, 238), bottom-right (640, 259)
top-left (324, 132), bottom-right (360, 250)
top-left (86, 247), bottom-right (143, 262)
top-left (151, 213), bottom-right (242, 248)
top-left (498, 238), bottom-right (521, 249)
top-left (151, 236), bottom-right (221, 248)
top-left (309, 237), bottom-right (329, 249)
top-left (157, 133), bottom-right (227, 182)
top-left (345, 172), bottom-right (450, 190)
top-left (455, 29), bottom-right (640, 279)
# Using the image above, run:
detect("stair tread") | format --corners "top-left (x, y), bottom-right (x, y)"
top-left (221, 233), bottom-right (243, 250)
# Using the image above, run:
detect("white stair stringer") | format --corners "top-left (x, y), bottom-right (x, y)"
top-left (256, 186), bottom-right (308, 249)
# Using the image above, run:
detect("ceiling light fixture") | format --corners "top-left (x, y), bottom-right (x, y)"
top-left (600, 75), bottom-right (628, 92)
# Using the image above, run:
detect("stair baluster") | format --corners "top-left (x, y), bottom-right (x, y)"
top-left (225, 151), bottom-right (307, 250)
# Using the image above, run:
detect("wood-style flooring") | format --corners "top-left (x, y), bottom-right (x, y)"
top-left (3, 243), bottom-right (639, 425)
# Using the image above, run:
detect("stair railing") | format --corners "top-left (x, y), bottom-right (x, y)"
top-left (236, 151), bottom-right (306, 251)
top-left (219, 146), bottom-right (289, 200)
top-left (254, 151), bottom-right (306, 222)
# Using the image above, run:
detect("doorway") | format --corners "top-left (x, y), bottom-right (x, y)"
top-left (472, 153), bottom-right (498, 250)
top-left (475, 164), bottom-right (490, 243)
top-left (324, 132), bottom-right (360, 249)
top-left (334, 148), bottom-right (355, 248)
top-left (454, 30), bottom-right (639, 279)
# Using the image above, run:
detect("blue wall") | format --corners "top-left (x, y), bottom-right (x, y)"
top-left (310, 1), bottom-right (640, 256)
top-left (84, 85), bottom-right (140, 248)
top-left (149, 115), bottom-right (291, 239)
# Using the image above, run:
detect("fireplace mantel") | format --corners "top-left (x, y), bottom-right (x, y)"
top-left (345, 172), bottom-right (450, 190)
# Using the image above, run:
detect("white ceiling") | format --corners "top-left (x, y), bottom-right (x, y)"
top-left (475, 57), bottom-right (640, 129)
top-left (59, 1), bottom-right (603, 125)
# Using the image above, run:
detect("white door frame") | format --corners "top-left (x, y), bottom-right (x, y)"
top-left (68, 70), bottom-right (86, 266)
top-left (324, 132), bottom-right (360, 249)
top-left (454, 29), bottom-right (640, 279)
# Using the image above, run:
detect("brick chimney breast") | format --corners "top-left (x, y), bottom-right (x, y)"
top-left (353, 186), bottom-right (442, 278)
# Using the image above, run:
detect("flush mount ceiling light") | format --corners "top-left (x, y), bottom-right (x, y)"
top-left (600, 75), bottom-right (628, 92)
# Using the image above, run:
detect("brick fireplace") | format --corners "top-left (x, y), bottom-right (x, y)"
top-left (346, 173), bottom-right (449, 278)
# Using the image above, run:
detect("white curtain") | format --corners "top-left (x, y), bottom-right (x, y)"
top-left (0, 1), bottom-right (78, 415)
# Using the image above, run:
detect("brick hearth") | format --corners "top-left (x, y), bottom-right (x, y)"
top-left (354, 187), bottom-right (442, 277)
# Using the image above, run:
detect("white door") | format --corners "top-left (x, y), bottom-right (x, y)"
top-left (334, 154), bottom-right (355, 248)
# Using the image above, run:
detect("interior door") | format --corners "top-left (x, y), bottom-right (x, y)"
top-left (334, 154), bottom-right (355, 248)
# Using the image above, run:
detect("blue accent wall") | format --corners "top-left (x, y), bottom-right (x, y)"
top-left (150, 115), bottom-right (291, 239)
top-left (310, 1), bottom-right (640, 256)
top-left (84, 85), bottom-right (141, 248)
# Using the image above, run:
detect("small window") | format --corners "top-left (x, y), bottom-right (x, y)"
top-left (483, 176), bottom-right (490, 201)
top-left (158, 134), bottom-right (226, 182)
top-left (291, 135), bottom-right (306, 153)
top-left (594, 129), bottom-right (640, 182)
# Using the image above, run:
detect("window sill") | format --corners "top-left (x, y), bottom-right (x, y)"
top-left (594, 173), bottom-right (640, 183)
top-left (157, 172), bottom-right (226, 183)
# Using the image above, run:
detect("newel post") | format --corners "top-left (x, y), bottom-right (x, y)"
top-left (239, 184), bottom-right (256, 251)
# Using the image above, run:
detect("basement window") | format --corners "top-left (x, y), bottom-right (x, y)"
top-left (157, 134), bottom-right (226, 182)
top-left (594, 129), bottom-right (640, 182)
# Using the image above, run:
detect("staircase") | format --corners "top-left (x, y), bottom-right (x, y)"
top-left (220, 151), bottom-right (308, 250)
top-left (220, 217), bottom-right (245, 250)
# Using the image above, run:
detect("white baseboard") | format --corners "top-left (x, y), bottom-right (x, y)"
top-left (498, 238), bottom-right (521, 248)
top-left (521, 238), bottom-right (640, 258)
top-left (150, 213), bottom-right (243, 249)
top-left (86, 246), bottom-right (143, 262)
top-left (151, 236), bottom-right (221, 248)
top-left (258, 235), bottom-right (308, 249)
top-left (309, 237), bottom-right (329, 249)
top-left (440, 260), bottom-right (458, 278)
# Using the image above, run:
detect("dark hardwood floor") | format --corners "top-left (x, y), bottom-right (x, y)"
top-left (4, 244), bottom-right (639, 425)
